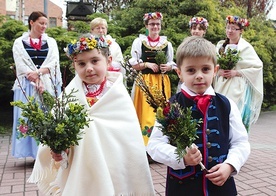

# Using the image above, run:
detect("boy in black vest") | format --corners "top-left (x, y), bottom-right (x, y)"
top-left (147, 36), bottom-right (250, 196)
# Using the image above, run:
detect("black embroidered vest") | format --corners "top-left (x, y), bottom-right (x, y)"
top-left (23, 41), bottom-right (49, 69)
top-left (165, 92), bottom-right (237, 196)
top-left (140, 40), bottom-right (168, 74)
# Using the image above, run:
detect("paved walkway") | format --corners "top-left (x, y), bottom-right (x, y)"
top-left (0, 111), bottom-right (276, 195)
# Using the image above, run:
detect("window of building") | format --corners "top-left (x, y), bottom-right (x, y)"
top-left (49, 17), bottom-right (57, 27)
top-left (24, 15), bottom-right (28, 26)
top-left (8, 15), bottom-right (15, 19)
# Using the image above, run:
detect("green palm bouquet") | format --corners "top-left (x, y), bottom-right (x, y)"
top-left (217, 48), bottom-right (241, 70)
top-left (155, 50), bottom-right (167, 66)
top-left (156, 102), bottom-right (200, 162)
top-left (10, 65), bottom-right (90, 155)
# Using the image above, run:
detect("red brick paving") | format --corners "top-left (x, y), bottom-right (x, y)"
top-left (1, 111), bottom-right (276, 196)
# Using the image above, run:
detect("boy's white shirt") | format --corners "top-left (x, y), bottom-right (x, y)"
top-left (147, 84), bottom-right (250, 174)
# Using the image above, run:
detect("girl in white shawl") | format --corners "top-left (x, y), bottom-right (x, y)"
top-left (213, 15), bottom-right (263, 131)
top-left (11, 11), bottom-right (62, 159)
top-left (28, 35), bottom-right (155, 196)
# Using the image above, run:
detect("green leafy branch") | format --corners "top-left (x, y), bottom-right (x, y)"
top-left (156, 103), bottom-right (201, 162)
top-left (217, 48), bottom-right (241, 70)
top-left (155, 50), bottom-right (167, 65)
top-left (10, 64), bottom-right (90, 154)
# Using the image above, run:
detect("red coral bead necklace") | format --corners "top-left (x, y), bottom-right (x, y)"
top-left (147, 36), bottom-right (160, 48)
top-left (85, 77), bottom-right (107, 106)
top-left (85, 77), bottom-right (107, 97)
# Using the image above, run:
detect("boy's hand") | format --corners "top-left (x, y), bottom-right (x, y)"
top-left (183, 145), bottom-right (202, 166)
top-left (205, 163), bottom-right (234, 186)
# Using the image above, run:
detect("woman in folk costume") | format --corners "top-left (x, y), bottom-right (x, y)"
top-left (90, 17), bottom-right (124, 72)
top-left (129, 12), bottom-right (176, 146)
top-left (189, 16), bottom-right (209, 37)
top-left (213, 15), bottom-right (263, 131)
top-left (11, 11), bottom-right (62, 159)
top-left (28, 35), bottom-right (155, 196)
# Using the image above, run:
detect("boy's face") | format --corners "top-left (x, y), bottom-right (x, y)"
top-left (177, 56), bottom-right (218, 95)
top-left (73, 49), bottom-right (111, 85)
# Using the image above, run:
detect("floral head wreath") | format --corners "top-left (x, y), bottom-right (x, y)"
top-left (226, 15), bottom-right (249, 28)
top-left (189, 17), bottom-right (209, 29)
top-left (143, 12), bottom-right (163, 21)
top-left (65, 35), bottom-right (112, 59)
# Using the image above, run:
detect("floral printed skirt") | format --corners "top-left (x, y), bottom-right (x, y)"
top-left (132, 73), bottom-right (171, 146)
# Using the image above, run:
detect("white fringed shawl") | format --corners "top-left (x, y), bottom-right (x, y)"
top-left (214, 37), bottom-right (263, 126)
top-left (28, 72), bottom-right (155, 196)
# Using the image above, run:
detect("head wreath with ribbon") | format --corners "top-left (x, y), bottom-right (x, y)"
top-left (64, 35), bottom-right (112, 59)
top-left (226, 15), bottom-right (249, 28)
top-left (143, 12), bottom-right (163, 21)
top-left (189, 17), bottom-right (209, 29)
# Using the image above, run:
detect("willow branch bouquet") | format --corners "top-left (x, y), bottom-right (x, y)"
top-left (121, 57), bottom-right (206, 171)
top-left (10, 65), bottom-right (90, 165)
top-left (121, 55), bottom-right (167, 112)
top-left (156, 102), bottom-right (202, 160)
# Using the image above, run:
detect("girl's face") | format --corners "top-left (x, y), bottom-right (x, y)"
top-left (73, 49), bottom-right (111, 85)
top-left (146, 19), bottom-right (161, 36)
top-left (30, 16), bottom-right (47, 36)
top-left (91, 24), bottom-right (107, 36)
top-left (226, 24), bottom-right (242, 42)
top-left (177, 56), bottom-right (218, 95)
top-left (190, 24), bottom-right (206, 37)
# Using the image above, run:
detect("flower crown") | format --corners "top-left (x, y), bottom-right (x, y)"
top-left (143, 12), bottom-right (163, 21)
top-left (65, 35), bottom-right (112, 59)
top-left (189, 17), bottom-right (209, 28)
top-left (226, 15), bottom-right (249, 28)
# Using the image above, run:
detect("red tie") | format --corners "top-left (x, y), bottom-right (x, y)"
top-left (181, 90), bottom-right (211, 115)
top-left (193, 95), bottom-right (211, 115)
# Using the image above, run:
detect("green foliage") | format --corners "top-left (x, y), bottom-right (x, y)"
top-left (46, 27), bottom-right (78, 85)
top-left (67, 20), bottom-right (90, 34)
top-left (0, 0), bottom-right (275, 111)
top-left (217, 48), bottom-right (241, 70)
top-left (1, 19), bottom-right (28, 40)
top-left (0, 18), bottom-right (27, 105)
top-left (112, 0), bottom-right (276, 109)
top-left (156, 103), bottom-right (200, 162)
top-left (10, 89), bottom-right (90, 153)
top-left (155, 50), bottom-right (167, 65)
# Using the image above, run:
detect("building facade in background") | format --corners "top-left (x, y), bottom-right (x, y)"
top-left (0, 0), bottom-right (63, 27)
